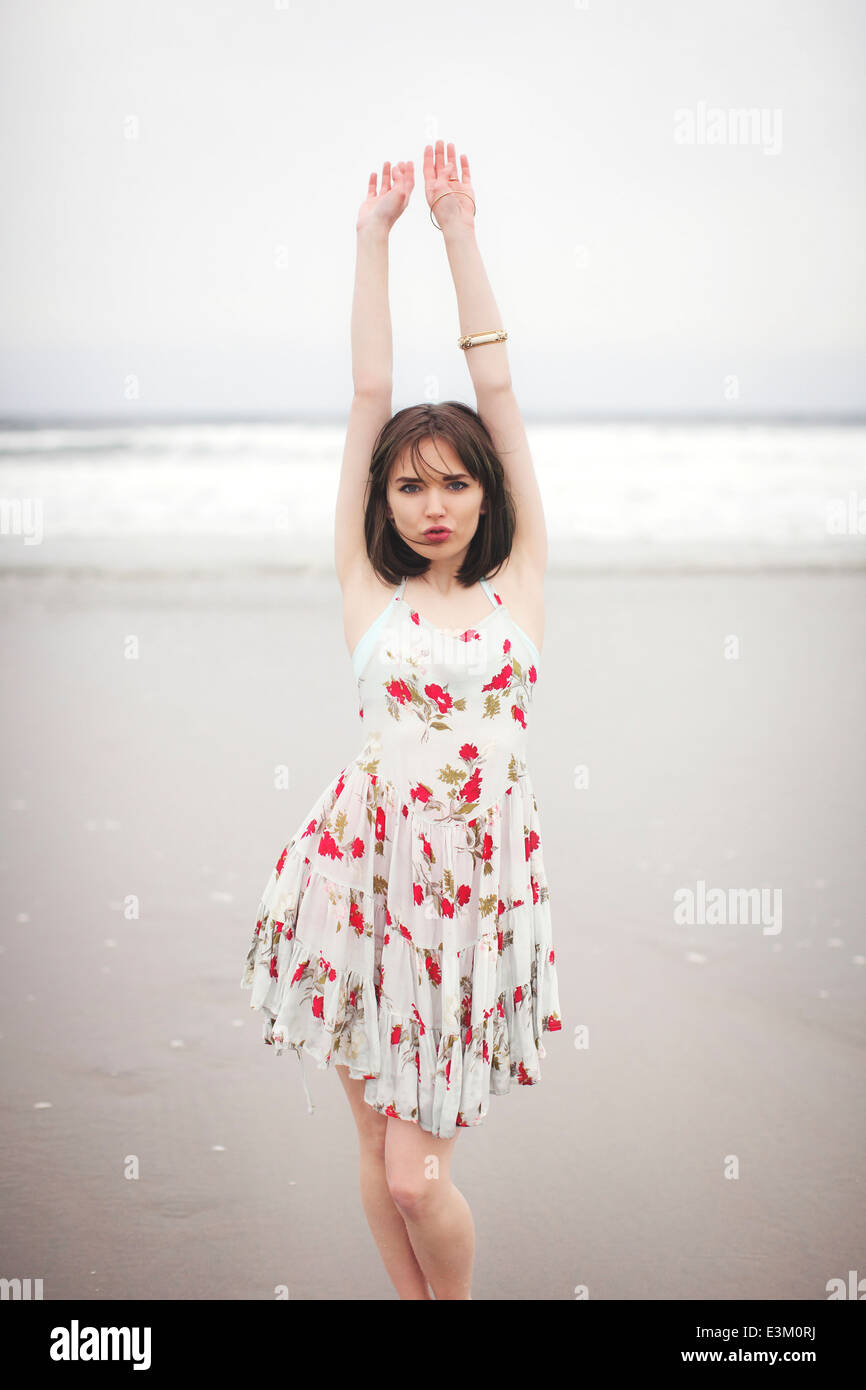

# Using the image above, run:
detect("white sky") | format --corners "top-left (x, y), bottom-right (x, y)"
top-left (1, 0), bottom-right (864, 419)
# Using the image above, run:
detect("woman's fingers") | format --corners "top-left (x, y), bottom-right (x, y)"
top-left (460, 152), bottom-right (470, 182)
top-left (381, 160), bottom-right (392, 193)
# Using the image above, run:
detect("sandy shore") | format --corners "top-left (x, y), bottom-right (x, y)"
top-left (1, 567), bottom-right (863, 1300)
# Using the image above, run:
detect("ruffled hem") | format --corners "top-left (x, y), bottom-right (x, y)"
top-left (240, 758), bottom-right (563, 1139)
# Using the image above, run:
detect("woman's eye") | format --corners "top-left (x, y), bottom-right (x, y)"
top-left (400, 481), bottom-right (468, 493)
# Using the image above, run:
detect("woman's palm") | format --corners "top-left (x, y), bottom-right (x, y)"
top-left (423, 140), bottom-right (475, 224)
top-left (356, 160), bottom-right (414, 232)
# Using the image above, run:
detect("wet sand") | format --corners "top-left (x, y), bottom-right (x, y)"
top-left (1, 567), bottom-right (863, 1300)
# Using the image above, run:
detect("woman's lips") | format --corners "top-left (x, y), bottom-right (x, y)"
top-left (424, 529), bottom-right (451, 543)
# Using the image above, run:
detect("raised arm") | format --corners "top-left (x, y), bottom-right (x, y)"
top-left (334, 159), bottom-right (414, 588)
top-left (424, 140), bottom-right (548, 576)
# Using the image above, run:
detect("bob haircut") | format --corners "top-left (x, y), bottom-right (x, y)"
top-left (363, 401), bottom-right (517, 587)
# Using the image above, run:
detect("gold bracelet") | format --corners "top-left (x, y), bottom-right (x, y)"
top-left (457, 330), bottom-right (508, 350)
top-left (429, 190), bottom-right (477, 230)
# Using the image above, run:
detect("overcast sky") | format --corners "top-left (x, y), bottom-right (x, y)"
top-left (1, 0), bottom-right (864, 420)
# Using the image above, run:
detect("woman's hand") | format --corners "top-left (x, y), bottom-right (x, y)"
top-left (356, 159), bottom-right (414, 234)
top-left (423, 139), bottom-right (476, 231)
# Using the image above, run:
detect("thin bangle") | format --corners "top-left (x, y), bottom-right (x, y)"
top-left (429, 190), bottom-right (476, 230)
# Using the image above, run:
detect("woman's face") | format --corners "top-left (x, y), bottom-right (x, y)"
top-left (385, 436), bottom-right (486, 559)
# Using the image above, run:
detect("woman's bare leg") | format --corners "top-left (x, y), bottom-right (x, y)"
top-left (335, 1064), bottom-right (432, 1299)
top-left (385, 1113), bottom-right (475, 1300)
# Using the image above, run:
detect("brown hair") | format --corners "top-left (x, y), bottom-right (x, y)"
top-left (362, 401), bottom-right (516, 586)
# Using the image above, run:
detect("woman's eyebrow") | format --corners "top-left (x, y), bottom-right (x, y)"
top-left (394, 471), bottom-right (470, 482)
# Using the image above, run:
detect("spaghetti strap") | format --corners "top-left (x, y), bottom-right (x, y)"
top-left (478, 576), bottom-right (500, 612)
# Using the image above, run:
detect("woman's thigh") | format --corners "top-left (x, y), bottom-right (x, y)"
top-left (335, 1063), bottom-right (387, 1153)
top-left (384, 1113), bottom-right (458, 1202)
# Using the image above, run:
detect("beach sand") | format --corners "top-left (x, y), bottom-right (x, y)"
top-left (1, 566), bottom-right (863, 1300)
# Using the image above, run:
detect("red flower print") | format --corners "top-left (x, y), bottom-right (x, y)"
top-left (517, 1061), bottom-right (531, 1085)
top-left (524, 829), bottom-right (540, 861)
top-left (255, 917), bottom-right (263, 937)
top-left (269, 955), bottom-right (278, 979)
top-left (375, 807), bottom-right (386, 841)
top-left (349, 989), bottom-right (357, 1008)
top-left (401, 803), bottom-right (408, 818)
top-left (386, 678), bottom-right (413, 704)
top-left (276, 847), bottom-right (287, 876)
top-left (385, 906), bottom-right (392, 926)
top-left (497, 999), bottom-right (505, 1018)
top-left (349, 902), bottom-right (365, 935)
top-left (547, 1015), bottom-right (562, 1031)
top-left (456, 883), bottom-right (471, 907)
top-left (460, 767), bottom-right (482, 804)
top-left (458, 629), bottom-right (480, 644)
top-left (497, 929), bottom-right (503, 953)
top-left (329, 967), bottom-right (336, 981)
top-left (410, 783), bottom-right (431, 804)
top-left (312, 994), bottom-right (324, 1019)
top-left (319, 830), bottom-right (343, 860)
top-left (292, 958), bottom-right (310, 984)
top-left (413, 883), bottom-right (424, 905)
top-left (512, 705), bottom-right (526, 729)
top-left (445, 1057), bottom-right (452, 1086)
top-left (461, 991), bottom-right (472, 1028)
top-left (351, 837), bottom-right (365, 859)
top-left (426, 955), bottom-right (442, 985)
top-left (503, 638), bottom-right (511, 653)
top-left (385, 1103), bottom-right (400, 1118)
top-left (416, 1051), bottom-right (421, 1076)
top-left (411, 1003), bottom-right (426, 1036)
top-left (399, 922), bottom-right (413, 943)
top-left (482, 833), bottom-right (493, 861)
top-left (424, 683), bottom-right (453, 715)
top-left (391, 1023), bottom-right (402, 1045)
top-left (300, 818), bottom-right (317, 839)
top-left (482, 664), bottom-right (512, 692)
top-left (497, 898), bottom-right (505, 917)
top-left (459, 742), bottom-right (478, 761)
top-left (549, 947), bottom-right (555, 963)
top-left (334, 771), bottom-right (346, 799)
top-left (482, 1039), bottom-right (489, 1063)
top-left (421, 834), bottom-right (433, 861)
top-left (514, 984), bottom-right (523, 1005)
top-left (409, 610), bottom-right (420, 626)
top-left (441, 897), bottom-right (454, 918)
top-left (466, 1025), bottom-right (473, 1045)
top-left (528, 666), bottom-right (537, 684)
top-left (531, 876), bottom-right (539, 904)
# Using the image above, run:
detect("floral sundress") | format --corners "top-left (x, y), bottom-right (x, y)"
top-left (240, 573), bottom-right (563, 1138)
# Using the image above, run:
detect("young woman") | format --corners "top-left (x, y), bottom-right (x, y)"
top-left (242, 141), bottom-right (562, 1300)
